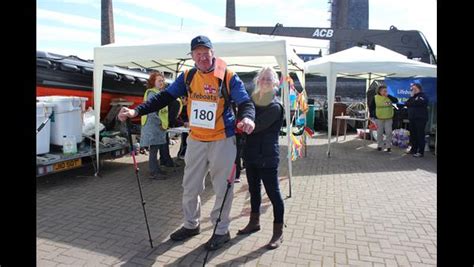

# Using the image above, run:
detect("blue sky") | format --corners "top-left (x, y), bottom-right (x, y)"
top-left (37, 0), bottom-right (436, 60)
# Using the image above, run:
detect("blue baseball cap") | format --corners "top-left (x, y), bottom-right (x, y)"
top-left (190, 35), bottom-right (213, 51)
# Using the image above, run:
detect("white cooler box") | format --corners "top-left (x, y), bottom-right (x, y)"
top-left (36, 96), bottom-right (88, 146)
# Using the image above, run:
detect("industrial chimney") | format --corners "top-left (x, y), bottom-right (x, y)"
top-left (101, 0), bottom-right (115, 45)
top-left (226, 0), bottom-right (236, 28)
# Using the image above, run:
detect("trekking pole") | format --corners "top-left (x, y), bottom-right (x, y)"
top-left (125, 119), bottom-right (154, 248)
top-left (202, 164), bottom-right (236, 267)
top-left (36, 111), bottom-right (54, 135)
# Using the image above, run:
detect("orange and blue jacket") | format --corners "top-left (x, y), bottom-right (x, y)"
top-left (135, 67), bottom-right (255, 142)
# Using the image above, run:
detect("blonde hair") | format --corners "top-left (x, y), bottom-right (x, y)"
top-left (253, 67), bottom-right (279, 89)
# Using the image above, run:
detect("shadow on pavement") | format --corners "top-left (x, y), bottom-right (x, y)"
top-left (36, 156), bottom-right (219, 265)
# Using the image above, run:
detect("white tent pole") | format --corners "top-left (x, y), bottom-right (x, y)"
top-left (366, 72), bottom-right (372, 119)
top-left (295, 70), bottom-right (305, 90)
top-left (368, 72), bottom-right (372, 89)
top-left (276, 53), bottom-right (292, 198)
top-left (326, 72), bottom-right (337, 157)
top-left (93, 50), bottom-right (104, 175)
top-left (284, 73), bottom-right (291, 197)
top-left (365, 72), bottom-right (371, 143)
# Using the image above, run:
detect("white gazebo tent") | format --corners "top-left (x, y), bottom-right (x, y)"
top-left (93, 27), bottom-right (306, 186)
top-left (304, 45), bottom-right (437, 156)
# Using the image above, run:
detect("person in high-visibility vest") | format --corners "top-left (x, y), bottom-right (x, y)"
top-left (140, 72), bottom-right (169, 179)
top-left (369, 85), bottom-right (399, 153)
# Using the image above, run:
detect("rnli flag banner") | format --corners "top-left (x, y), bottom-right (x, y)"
top-left (214, 57), bottom-right (227, 80)
top-left (385, 77), bottom-right (437, 104)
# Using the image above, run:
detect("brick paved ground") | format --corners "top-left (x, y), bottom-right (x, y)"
top-left (37, 133), bottom-right (437, 266)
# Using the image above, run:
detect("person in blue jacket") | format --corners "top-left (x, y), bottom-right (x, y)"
top-left (236, 67), bottom-right (285, 250)
top-left (406, 83), bottom-right (429, 157)
top-left (118, 35), bottom-right (256, 251)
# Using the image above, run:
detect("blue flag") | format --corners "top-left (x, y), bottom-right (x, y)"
top-left (385, 77), bottom-right (437, 104)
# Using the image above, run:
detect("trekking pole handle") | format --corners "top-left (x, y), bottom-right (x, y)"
top-left (226, 163), bottom-right (236, 184)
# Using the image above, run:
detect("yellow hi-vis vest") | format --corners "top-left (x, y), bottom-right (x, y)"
top-left (141, 88), bottom-right (161, 126)
top-left (375, 95), bottom-right (394, 119)
top-left (141, 88), bottom-right (184, 130)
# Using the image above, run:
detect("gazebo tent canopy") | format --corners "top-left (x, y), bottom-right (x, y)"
top-left (304, 45), bottom-right (437, 156)
top-left (93, 26), bottom-right (306, 178)
top-left (95, 26), bottom-right (306, 75)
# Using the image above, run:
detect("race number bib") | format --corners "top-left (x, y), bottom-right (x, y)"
top-left (190, 100), bottom-right (217, 129)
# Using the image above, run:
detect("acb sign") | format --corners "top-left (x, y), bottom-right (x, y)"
top-left (312, 28), bottom-right (334, 38)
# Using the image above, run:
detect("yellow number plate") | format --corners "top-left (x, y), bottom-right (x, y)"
top-left (53, 158), bottom-right (82, 172)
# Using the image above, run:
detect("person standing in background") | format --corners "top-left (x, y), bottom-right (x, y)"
top-left (140, 71), bottom-right (168, 180)
top-left (406, 83), bottom-right (429, 157)
top-left (369, 85), bottom-right (398, 152)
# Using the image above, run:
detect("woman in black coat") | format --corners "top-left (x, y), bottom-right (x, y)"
top-left (406, 83), bottom-right (429, 157)
top-left (236, 67), bottom-right (285, 250)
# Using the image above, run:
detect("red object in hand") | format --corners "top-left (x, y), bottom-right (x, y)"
top-left (369, 121), bottom-right (378, 130)
top-left (235, 119), bottom-right (244, 134)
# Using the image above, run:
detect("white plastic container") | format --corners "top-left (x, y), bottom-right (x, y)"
top-left (36, 102), bottom-right (55, 154)
top-left (62, 135), bottom-right (78, 154)
top-left (37, 96), bottom-right (88, 146)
